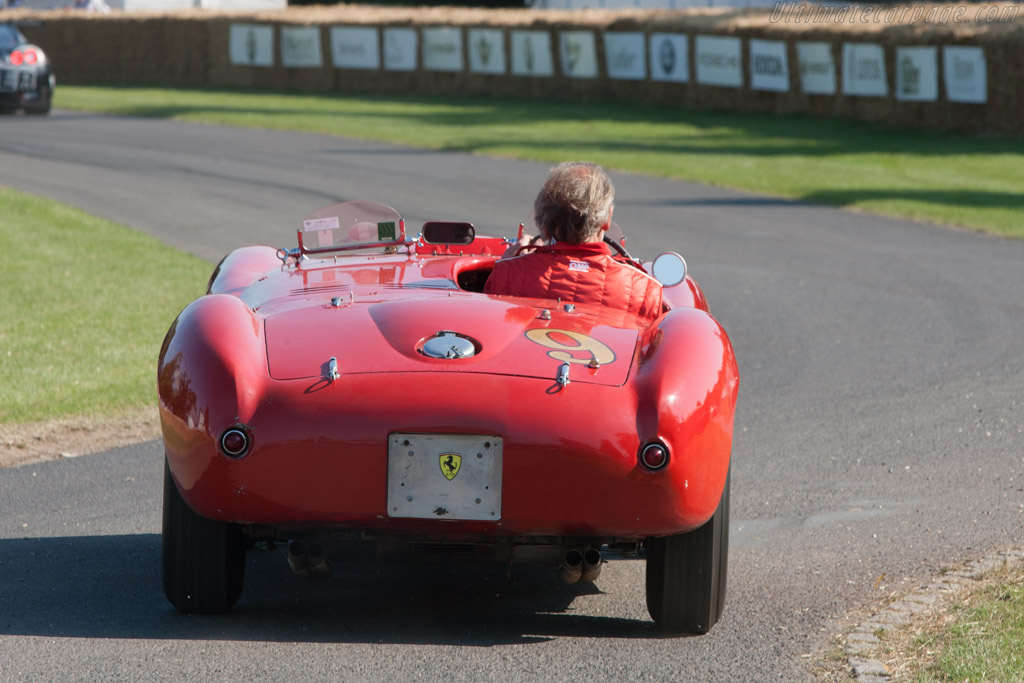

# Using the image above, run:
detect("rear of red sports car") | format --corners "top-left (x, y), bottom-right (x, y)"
top-left (159, 215), bottom-right (738, 634)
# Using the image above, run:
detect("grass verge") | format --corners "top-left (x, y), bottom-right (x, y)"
top-left (0, 187), bottom-right (211, 423)
top-left (56, 84), bottom-right (1024, 239)
top-left (868, 562), bottom-right (1024, 682)
top-left (923, 570), bottom-right (1024, 681)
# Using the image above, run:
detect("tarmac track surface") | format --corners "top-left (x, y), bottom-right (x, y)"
top-left (1, 111), bottom-right (1022, 681)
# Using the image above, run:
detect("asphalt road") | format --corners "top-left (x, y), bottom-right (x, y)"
top-left (1, 110), bottom-right (1022, 681)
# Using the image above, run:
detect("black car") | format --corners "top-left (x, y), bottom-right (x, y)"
top-left (0, 23), bottom-right (54, 114)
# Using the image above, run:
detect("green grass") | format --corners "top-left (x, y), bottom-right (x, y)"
top-left (56, 84), bottom-right (1024, 238)
top-left (912, 566), bottom-right (1024, 682)
top-left (0, 187), bottom-right (211, 423)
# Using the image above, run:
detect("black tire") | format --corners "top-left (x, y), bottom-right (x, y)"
top-left (162, 458), bottom-right (246, 614)
top-left (24, 82), bottom-right (52, 115)
top-left (645, 467), bottom-right (730, 634)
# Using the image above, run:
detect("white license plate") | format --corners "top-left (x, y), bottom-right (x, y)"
top-left (0, 68), bottom-right (36, 93)
top-left (387, 433), bottom-right (502, 521)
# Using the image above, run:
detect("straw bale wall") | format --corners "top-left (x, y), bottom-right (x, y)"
top-left (10, 4), bottom-right (1023, 132)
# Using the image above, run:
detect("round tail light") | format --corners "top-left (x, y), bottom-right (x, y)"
top-left (220, 426), bottom-right (252, 458)
top-left (10, 50), bottom-right (24, 66)
top-left (639, 442), bottom-right (669, 471)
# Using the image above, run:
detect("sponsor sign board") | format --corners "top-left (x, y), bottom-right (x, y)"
top-left (468, 28), bottom-right (506, 75)
top-left (649, 33), bottom-right (688, 83)
top-left (383, 27), bottom-right (418, 72)
top-left (511, 30), bottom-right (555, 77)
top-left (422, 27), bottom-right (464, 72)
top-left (329, 26), bottom-right (379, 70)
top-left (281, 26), bottom-right (323, 68)
top-left (695, 35), bottom-right (742, 88)
top-left (559, 31), bottom-right (598, 79)
top-left (604, 32), bottom-right (646, 81)
top-left (749, 39), bottom-right (789, 92)
top-left (943, 46), bottom-right (986, 104)
top-left (895, 46), bottom-right (938, 102)
top-left (229, 24), bottom-right (274, 67)
top-left (842, 42), bottom-right (887, 97)
top-left (797, 42), bottom-right (836, 95)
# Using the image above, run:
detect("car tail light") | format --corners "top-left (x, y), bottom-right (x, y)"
top-left (639, 442), bottom-right (669, 471)
top-left (220, 426), bottom-right (252, 458)
top-left (9, 49), bottom-right (42, 66)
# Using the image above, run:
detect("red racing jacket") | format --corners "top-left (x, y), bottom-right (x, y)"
top-left (483, 242), bottom-right (664, 321)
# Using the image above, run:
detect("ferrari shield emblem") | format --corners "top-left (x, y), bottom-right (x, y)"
top-left (439, 453), bottom-right (462, 481)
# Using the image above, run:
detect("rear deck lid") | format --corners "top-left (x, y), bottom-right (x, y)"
top-left (265, 295), bottom-right (639, 386)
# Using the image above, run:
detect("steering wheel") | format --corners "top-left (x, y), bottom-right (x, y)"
top-left (604, 234), bottom-right (633, 260)
top-left (513, 233), bottom-right (548, 257)
top-left (604, 235), bottom-right (653, 273)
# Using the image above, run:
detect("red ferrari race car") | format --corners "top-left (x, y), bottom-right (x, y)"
top-left (158, 201), bottom-right (739, 634)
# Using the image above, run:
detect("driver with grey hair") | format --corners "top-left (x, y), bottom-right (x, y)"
top-left (484, 161), bottom-right (663, 321)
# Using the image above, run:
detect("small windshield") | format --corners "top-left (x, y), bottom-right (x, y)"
top-left (299, 201), bottom-right (404, 254)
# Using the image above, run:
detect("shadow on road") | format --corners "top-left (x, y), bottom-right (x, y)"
top-left (0, 534), bottom-right (663, 644)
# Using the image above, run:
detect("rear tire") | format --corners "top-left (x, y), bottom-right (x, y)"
top-left (162, 458), bottom-right (246, 613)
top-left (645, 467), bottom-right (730, 634)
top-left (24, 82), bottom-right (52, 115)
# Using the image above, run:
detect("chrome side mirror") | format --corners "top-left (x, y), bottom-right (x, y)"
top-left (651, 252), bottom-right (687, 287)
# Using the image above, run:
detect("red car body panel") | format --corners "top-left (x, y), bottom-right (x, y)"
top-left (159, 228), bottom-right (738, 543)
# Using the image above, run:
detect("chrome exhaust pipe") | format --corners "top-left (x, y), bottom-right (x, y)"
top-left (306, 542), bottom-right (332, 579)
top-left (288, 540), bottom-right (310, 578)
top-left (559, 548), bottom-right (584, 584)
top-left (287, 540), bottom-right (332, 579)
top-left (581, 547), bottom-right (602, 582)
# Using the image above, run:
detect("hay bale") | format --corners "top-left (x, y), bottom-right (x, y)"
top-left (7, 3), bottom-right (1023, 132)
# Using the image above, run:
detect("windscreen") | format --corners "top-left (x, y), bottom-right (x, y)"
top-left (299, 201), bottom-right (403, 253)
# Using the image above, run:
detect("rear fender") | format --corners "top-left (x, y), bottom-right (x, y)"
top-left (158, 294), bottom-right (268, 488)
top-left (660, 275), bottom-right (708, 312)
top-left (634, 308), bottom-right (739, 526)
top-left (207, 246), bottom-right (282, 297)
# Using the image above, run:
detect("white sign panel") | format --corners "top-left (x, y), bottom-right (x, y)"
top-left (649, 33), bottom-right (688, 83)
top-left (281, 26), bottom-right (322, 69)
top-left (329, 26), bottom-right (379, 71)
top-left (695, 35), bottom-right (742, 88)
top-left (749, 39), bottom-right (789, 92)
top-left (647, 33), bottom-right (688, 83)
top-left (511, 30), bottom-right (554, 77)
top-left (797, 42), bottom-right (836, 95)
top-left (559, 31), bottom-right (598, 79)
top-left (383, 27), bottom-right (418, 72)
top-left (422, 27), bottom-right (463, 72)
top-left (895, 46), bottom-right (938, 102)
top-left (468, 28), bottom-right (506, 75)
top-left (842, 42), bottom-right (887, 97)
top-left (229, 24), bottom-right (274, 67)
top-left (604, 32), bottom-right (645, 81)
top-left (943, 46), bottom-right (987, 104)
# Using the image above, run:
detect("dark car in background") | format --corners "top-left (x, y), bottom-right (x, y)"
top-left (0, 23), bottom-right (54, 114)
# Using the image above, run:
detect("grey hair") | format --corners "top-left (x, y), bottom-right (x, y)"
top-left (533, 162), bottom-right (615, 244)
